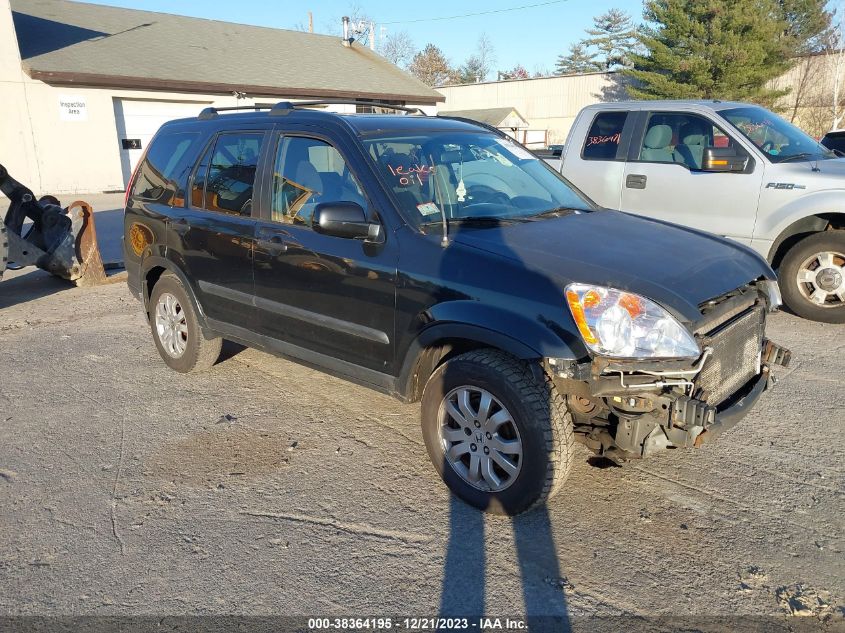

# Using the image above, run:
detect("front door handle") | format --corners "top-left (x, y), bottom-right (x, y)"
top-left (626, 174), bottom-right (647, 189)
top-left (258, 234), bottom-right (288, 253)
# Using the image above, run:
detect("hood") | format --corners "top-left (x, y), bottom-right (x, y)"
top-left (452, 210), bottom-right (774, 322)
top-left (770, 156), bottom-right (845, 179)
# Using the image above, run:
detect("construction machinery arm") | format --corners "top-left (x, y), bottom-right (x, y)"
top-left (0, 163), bottom-right (105, 285)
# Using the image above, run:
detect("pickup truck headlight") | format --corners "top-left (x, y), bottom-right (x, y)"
top-left (565, 283), bottom-right (700, 358)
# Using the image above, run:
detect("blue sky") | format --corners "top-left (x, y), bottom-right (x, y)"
top-left (92, 0), bottom-right (644, 76)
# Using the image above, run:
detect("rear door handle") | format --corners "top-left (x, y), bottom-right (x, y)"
top-left (626, 174), bottom-right (647, 189)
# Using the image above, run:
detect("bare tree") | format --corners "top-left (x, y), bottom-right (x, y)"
top-left (475, 33), bottom-right (496, 81)
top-left (379, 30), bottom-right (416, 67)
top-left (831, 6), bottom-right (845, 130)
top-left (323, 3), bottom-right (373, 40)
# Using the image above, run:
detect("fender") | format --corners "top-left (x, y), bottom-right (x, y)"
top-left (139, 254), bottom-right (210, 333)
top-left (756, 189), bottom-right (845, 253)
top-left (395, 301), bottom-right (582, 402)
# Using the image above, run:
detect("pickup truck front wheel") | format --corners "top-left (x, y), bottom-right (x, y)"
top-left (420, 349), bottom-right (573, 515)
top-left (780, 231), bottom-right (845, 323)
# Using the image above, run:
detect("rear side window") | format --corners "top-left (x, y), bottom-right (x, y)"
top-left (191, 132), bottom-right (263, 216)
top-left (131, 131), bottom-right (198, 205)
top-left (582, 111), bottom-right (628, 160)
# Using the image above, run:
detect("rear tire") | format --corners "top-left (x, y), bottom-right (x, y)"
top-left (148, 272), bottom-right (222, 373)
top-left (779, 231), bottom-right (845, 323)
top-left (421, 349), bottom-right (574, 515)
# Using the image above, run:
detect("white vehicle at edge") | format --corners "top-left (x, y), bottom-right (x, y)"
top-left (559, 100), bottom-right (845, 323)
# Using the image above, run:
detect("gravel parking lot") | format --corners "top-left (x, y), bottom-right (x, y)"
top-left (0, 204), bottom-right (843, 630)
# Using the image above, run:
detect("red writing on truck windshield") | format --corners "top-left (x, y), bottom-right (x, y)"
top-left (585, 133), bottom-right (621, 147)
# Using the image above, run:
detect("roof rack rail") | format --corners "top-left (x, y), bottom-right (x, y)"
top-left (266, 99), bottom-right (427, 116)
top-left (197, 99), bottom-right (426, 121)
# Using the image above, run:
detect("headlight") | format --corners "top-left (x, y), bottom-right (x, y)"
top-left (565, 283), bottom-right (700, 358)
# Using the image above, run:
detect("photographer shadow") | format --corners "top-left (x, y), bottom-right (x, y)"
top-left (438, 493), bottom-right (570, 632)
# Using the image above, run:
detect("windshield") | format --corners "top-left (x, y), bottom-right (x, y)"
top-left (721, 106), bottom-right (835, 163)
top-left (362, 131), bottom-right (593, 226)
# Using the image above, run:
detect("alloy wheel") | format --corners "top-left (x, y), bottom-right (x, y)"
top-left (796, 250), bottom-right (845, 307)
top-left (438, 386), bottom-right (523, 492)
top-left (154, 292), bottom-right (188, 357)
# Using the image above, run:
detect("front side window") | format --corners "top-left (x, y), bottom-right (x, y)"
top-left (271, 136), bottom-right (366, 227)
top-left (638, 113), bottom-right (744, 170)
top-left (582, 111), bottom-right (628, 160)
top-left (191, 132), bottom-right (262, 216)
top-left (131, 131), bottom-right (198, 205)
top-left (363, 131), bottom-right (593, 226)
top-left (721, 105), bottom-right (835, 163)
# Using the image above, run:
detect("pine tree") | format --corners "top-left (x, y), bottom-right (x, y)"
top-left (409, 44), bottom-right (455, 86)
top-left (555, 42), bottom-right (601, 75)
top-left (779, 0), bottom-right (832, 53)
top-left (457, 55), bottom-right (485, 83)
top-left (583, 9), bottom-right (639, 69)
top-left (625, 0), bottom-right (796, 104)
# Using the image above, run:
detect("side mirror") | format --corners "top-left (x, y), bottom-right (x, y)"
top-left (702, 147), bottom-right (746, 172)
top-left (313, 202), bottom-right (382, 241)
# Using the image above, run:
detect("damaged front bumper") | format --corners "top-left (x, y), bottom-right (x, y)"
top-left (547, 339), bottom-right (792, 462)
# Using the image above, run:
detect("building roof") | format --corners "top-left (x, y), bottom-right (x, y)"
top-left (10, 0), bottom-right (442, 104)
top-left (438, 107), bottom-right (530, 129)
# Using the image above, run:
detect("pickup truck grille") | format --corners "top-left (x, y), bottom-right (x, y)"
top-left (695, 306), bottom-right (765, 407)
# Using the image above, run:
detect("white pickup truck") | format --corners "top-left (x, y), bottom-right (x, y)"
top-left (557, 100), bottom-right (845, 323)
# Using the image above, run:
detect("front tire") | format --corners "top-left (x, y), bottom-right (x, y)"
top-left (421, 349), bottom-right (574, 515)
top-left (779, 231), bottom-right (845, 323)
top-left (148, 273), bottom-right (222, 372)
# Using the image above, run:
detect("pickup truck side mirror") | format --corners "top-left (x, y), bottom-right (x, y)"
top-left (313, 202), bottom-right (383, 242)
top-left (702, 147), bottom-right (747, 173)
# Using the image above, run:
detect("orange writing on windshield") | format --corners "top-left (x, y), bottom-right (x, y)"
top-left (387, 163), bottom-right (435, 186)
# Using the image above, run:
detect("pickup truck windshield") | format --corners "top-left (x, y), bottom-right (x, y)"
top-left (721, 106), bottom-right (835, 163)
top-left (362, 131), bottom-right (593, 226)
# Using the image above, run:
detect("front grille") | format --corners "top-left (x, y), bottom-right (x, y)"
top-left (695, 306), bottom-right (765, 407)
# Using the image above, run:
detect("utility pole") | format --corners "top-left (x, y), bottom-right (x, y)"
top-left (369, 21), bottom-right (375, 50)
top-left (308, 11), bottom-right (313, 33)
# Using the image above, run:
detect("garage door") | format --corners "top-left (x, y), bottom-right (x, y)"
top-left (113, 99), bottom-right (208, 188)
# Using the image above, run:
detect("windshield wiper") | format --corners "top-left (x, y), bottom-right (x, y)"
top-left (528, 206), bottom-right (583, 220)
top-left (420, 215), bottom-right (523, 228)
top-left (777, 152), bottom-right (819, 163)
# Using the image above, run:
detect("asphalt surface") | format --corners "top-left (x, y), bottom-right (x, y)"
top-left (0, 194), bottom-right (843, 631)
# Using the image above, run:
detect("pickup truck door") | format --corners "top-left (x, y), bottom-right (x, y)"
top-left (620, 111), bottom-right (762, 246)
top-left (251, 128), bottom-right (398, 376)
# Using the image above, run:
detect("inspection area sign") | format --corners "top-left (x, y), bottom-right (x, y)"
top-left (59, 95), bottom-right (87, 121)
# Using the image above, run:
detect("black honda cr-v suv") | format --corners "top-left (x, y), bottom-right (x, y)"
top-left (124, 101), bottom-right (790, 515)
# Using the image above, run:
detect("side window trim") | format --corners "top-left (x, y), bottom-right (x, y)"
top-left (187, 130), bottom-right (268, 217)
top-left (188, 134), bottom-right (215, 210)
top-left (264, 130), bottom-right (373, 227)
top-left (630, 110), bottom-right (755, 173)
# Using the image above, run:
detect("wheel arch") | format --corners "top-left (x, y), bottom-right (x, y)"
top-left (768, 212), bottom-right (845, 269)
top-left (395, 321), bottom-right (576, 403)
top-left (140, 255), bottom-right (209, 330)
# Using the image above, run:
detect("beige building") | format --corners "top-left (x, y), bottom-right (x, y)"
top-left (437, 57), bottom-right (845, 145)
top-left (1, 0), bottom-right (441, 195)
top-left (436, 72), bottom-right (621, 147)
